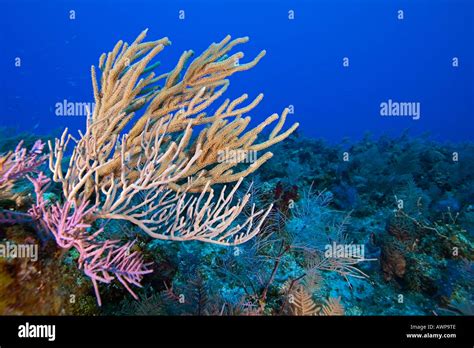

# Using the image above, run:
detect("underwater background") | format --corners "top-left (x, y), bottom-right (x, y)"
top-left (0, 0), bottom-right (473, 315)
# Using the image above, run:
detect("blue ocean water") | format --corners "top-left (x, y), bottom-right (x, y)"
top-left (1, 0), bottom-right (472, 142)
top-left (1, 1), bottom-right (474, 321)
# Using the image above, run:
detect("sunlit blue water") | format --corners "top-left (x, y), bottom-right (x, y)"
top-left (1, 0), bottom-right (473, 142)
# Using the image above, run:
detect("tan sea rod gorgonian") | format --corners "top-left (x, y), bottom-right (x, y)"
top-left (49, 29), bottom-right (298, 246)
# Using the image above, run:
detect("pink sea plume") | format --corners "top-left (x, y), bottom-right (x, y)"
top-left (82, 240), bottom-right (153, 306)
top-left (0, 140), bottom-right (47, 187)
top-left (26, 172), bottom-right (153, 306)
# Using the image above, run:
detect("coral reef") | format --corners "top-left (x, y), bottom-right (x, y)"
top-left (0, 33), bottom-right (472, 316)
top-left (0, 30), bottom-right (298, 307)
top-left (1, 126), bottom-right (473, 316)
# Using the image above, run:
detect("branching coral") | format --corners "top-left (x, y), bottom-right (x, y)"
top-left (0, 140), bottom-right (46, 197)
top-left (26, 173), bottom-right (153, 306)
top-left (1, 30), bottom-right (297, 306)
top-left (48, 29), bottom-right (298, 246)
